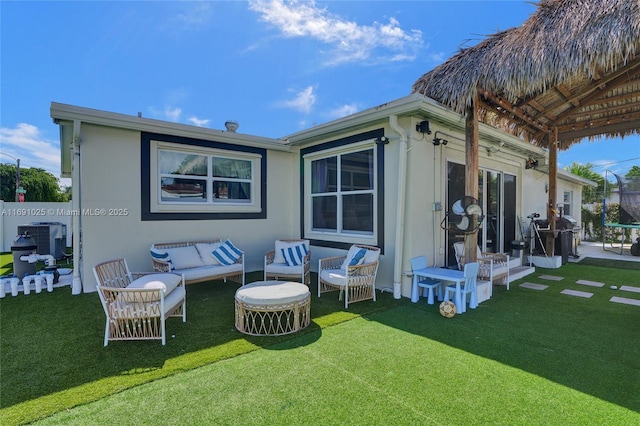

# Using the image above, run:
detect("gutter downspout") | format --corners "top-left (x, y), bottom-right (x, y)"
top-left (389, 115), bottom-right (408, 299)
top-left (71, 120), bottom-right (82, 295)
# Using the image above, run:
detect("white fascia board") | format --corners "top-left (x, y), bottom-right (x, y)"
top-left (284, 94), bottom-right (547, 159)
top-left (50, 102), bottom-right (291, 152)
top-left (284, 93), bottom-right (438, 144)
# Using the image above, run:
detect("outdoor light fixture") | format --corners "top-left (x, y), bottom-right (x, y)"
top-left (375, 136), bottom-right (390, 145)
top-left (486, 141), bottom-right (505, 156)
top-left (416, 120), bottom-right (431, 134)
top-left (525, 157), bottom-right (539, 169)
top-left (431, 130), bottom-right (456, 147)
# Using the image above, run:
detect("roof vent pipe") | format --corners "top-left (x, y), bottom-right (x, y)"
top-left (225, 120), bottom-right (239, 132)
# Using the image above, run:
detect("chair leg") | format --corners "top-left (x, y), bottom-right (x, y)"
top-left (469, 289), bottom-right (478, 310)
top-left (344, 285), bottom-right (349, 309)
top-left (427, 287), bottom-right (434, 305)
top-left (161, 314), bottom-right (166, 346)
top-left (104, 321), bottom-right (109, 347)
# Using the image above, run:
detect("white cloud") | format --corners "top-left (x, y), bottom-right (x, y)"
top-left (164, 106), bottom-right (182, 122)
top-left (0, 123), bottom-right (68, 185)
top-left (188, 116), bottom-right (210, 127)
top-left (327, 103), bottom-right (359, 119)
top-left (278, 85), bottom-right (317, 113)
top-left (249, 0), bottom-right (423, 66)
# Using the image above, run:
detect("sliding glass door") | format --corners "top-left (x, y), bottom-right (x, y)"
top-left (446, 161), bottom-right (517, 266)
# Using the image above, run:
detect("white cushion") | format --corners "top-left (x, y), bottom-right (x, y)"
top-left (341, 246), bottom-right (367, 270)
top-left (363, 248), bottom-right (380, 264)
top-left (235, 281), bottom-right (310, 305)
top-left (164, 246), bottom-right (205, 270)
top-left (163, 285), bottom-right (186, 313)
top-left (127, 273), bottom-right (182, 301)
top-left (266, 263), bottom-right (304, 275)
top-left (110, 285), bottom-right (185, 319)
top-left (320, 268), bottom-right (348, 287)
top-left (179, 264), bottom-right (242, 282)
top-left (273, 240), bottom-right (310, 264)
top-left (195, 243), bottom-right (222, 266)
top-left (212, 240), bottom-right (243, 265)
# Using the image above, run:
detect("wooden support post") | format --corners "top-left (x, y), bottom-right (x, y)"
top-left (545, 128), bottom-right (558, 256)
top-left (464, 93), bottom-right (479, 265)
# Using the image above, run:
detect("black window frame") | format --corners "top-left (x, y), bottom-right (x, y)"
top-left (141, 132), bottom-right (267, 221)
top-left (300, 129), bottom-right (385, 252)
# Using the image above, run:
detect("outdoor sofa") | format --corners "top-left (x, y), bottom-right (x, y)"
top-left (150, 239), bottom-right (245, 286)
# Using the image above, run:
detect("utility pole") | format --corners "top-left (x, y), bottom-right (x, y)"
top-left (16, 158), bottom-right (21, 202)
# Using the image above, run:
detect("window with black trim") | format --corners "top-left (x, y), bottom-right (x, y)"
top-left (301, 129), bottom-right (384, 250)
top-left (141, 132), bottom-right (266, 221)
top-left (159, 149), bottom-right (253, 204)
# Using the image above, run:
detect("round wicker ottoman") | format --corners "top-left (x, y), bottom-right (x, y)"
top-left (235, 280), bottom-right (311, 336)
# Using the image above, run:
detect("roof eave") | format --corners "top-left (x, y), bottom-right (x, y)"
top-left (50, 102), bottom-right (292, 152)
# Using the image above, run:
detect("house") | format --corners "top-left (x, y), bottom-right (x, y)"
top-left (50, 93), bottom-right (593, 297)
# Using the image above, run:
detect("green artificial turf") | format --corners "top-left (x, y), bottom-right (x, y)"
top-left (0, 271), bottom-right (396, 425)
top-left (578, 256), bottom-right (640, 270)
top-left (1, 259), bottom-right (639, 425)
top-left (34, 314), bottom-right (640, 425)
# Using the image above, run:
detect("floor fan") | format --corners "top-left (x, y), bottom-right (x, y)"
top-left (445, 196), bottom-right (484, 234)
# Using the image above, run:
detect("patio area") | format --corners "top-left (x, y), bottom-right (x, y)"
top-left (572, 241), bottom-right (640, 263)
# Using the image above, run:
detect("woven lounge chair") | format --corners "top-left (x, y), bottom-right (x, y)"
top-left (93, 258), bottom-right (186, 346)
top-left (264, 239), bottom-right (311, 284)
top-left (318, 244), bottom-right (380, 308)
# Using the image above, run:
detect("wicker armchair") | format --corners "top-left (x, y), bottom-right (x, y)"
top-left (318, 244), bottom-right (380, 308)
top-left (264, 239), bottom-right (311, 284)
top-left (93, 258), bottom-right (186, 346)
top-left (453, 242), bottom-right (510, 291)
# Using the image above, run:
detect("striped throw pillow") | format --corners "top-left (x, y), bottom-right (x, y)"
top-left (281, 243), bottom-right (309, 266)
top-left (212, 240), bottom-right (243, 265)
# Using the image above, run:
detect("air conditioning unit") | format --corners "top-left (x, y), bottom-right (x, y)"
top-left (17, 222), bottom-right (67, 260)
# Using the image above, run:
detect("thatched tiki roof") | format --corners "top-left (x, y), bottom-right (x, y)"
top-left (412, 0), bottom-right (640, 150)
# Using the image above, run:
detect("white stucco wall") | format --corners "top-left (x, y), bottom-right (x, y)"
top-left (76, 123), bottom-right (300, 292)
top-left (61, 99), bottom-right (590, 298)
top-left (521, 169), bottom-right (586, 226)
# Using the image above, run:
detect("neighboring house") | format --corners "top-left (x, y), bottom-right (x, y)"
top-left (50, 93), bottom-right (593, 297)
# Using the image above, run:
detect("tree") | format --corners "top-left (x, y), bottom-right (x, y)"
top-left (626, 165), bottom-right (640, 178)
top-left (0, 163), bottom-right (65, 202)
top-left (564, 162), bottom-right (604, 203)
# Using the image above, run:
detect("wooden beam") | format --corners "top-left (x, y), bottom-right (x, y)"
top-left (581, 89), bottom-right (640, 107)
top-left (546, 129), bottom-right (558, 257)
top-left (478, 88), bottom-right (550, 133)
top-left (477, 98), bottom-right (542, 137)
top-left (556, 84), bottom-right (580, 107)
top-left (464, 91), bottom-right (479, 265)
top-left (542, 57), bottom-right (640, 123)
top-left (558, 117), bottom-right (640, 141)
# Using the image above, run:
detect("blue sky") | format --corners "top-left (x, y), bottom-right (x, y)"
top-left (1, 0), bottom-right (638, 189)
